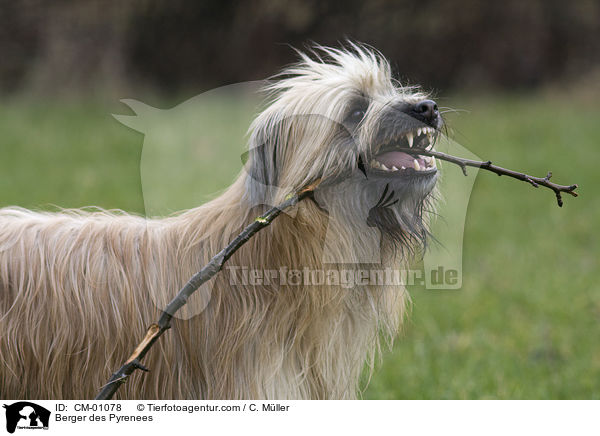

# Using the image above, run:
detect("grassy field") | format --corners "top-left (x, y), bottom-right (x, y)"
top-left (0, 92), bottom-right (598, 399)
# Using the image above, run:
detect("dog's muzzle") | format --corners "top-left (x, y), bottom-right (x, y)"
top-left (367, 99), bottom-right (442, 179)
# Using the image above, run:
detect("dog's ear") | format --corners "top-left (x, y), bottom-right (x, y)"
top-left (244, 115), bottom-right (287, 207)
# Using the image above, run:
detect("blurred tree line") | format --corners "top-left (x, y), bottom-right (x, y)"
top-left (1, 0), bottom-right (599, 96)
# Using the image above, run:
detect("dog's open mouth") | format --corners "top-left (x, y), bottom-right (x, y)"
top-left (370, 126), bottom-right (437, 175)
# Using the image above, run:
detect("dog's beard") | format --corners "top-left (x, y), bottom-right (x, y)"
top-left (314, 166), bottom-right (437, 261)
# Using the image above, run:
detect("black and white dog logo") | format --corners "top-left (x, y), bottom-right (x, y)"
top-left (3, 402), bottom-right (50, 434)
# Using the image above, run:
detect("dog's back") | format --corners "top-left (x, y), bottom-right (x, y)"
top-left (0, 200), bottom-right (400, 400)
top-left (0, 207), bottom-right (161, 398)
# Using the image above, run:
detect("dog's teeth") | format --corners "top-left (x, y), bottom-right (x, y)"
top-left (406, 133), bottom-right (413, 147)
top-left (413, 159), bottom-right (420, 171)
top-left (381, 163), bottom-right (390, 171)
top-left (417, 128), bottom-right (422, 136)
top-left (391, 166), bottom-right (399, 171)
top-left (401, 166), bottom-right (406, 170)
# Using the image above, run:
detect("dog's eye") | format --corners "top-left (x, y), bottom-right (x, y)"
top-left (348, 109), bottom-right (366, 123)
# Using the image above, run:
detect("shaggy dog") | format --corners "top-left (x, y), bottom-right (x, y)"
top-left (0, 44), bottom-right (442, 399)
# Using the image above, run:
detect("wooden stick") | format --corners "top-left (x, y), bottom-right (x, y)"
top-left (95, 144), bottom-right (578, 399)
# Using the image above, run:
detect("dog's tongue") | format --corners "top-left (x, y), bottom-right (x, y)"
top-left (375, 151), bottom-right (423, 168)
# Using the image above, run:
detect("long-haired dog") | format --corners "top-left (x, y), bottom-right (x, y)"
top-left (0, 44), bottom-right (442, 399)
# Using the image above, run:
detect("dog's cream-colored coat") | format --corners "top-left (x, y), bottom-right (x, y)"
top-left (0, 46), bottom-right (431, 399)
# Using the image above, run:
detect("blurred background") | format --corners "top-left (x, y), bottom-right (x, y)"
top-left (0, 0), bottom-right (598, 398)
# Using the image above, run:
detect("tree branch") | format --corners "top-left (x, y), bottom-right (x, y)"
top-left (94, 181), bottom-right (320, 400)
top-left (397, 148), bottom-right (579, 207)
top-left (94, 146), bottom-right (577, 399)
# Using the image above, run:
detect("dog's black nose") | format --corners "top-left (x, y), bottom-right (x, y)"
top-left (414, 100), bottom-right (439, 124)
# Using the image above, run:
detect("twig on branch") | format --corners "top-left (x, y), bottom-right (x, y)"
top-left (94, 180), bottom-right (320, 400)
top-left (397, 147), bottom-right (579, 207)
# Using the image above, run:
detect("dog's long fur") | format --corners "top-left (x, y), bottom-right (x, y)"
top-left (0, 45), bottom-right (439, 399)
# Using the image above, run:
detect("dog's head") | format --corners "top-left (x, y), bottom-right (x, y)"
top-left (245, 44), bottom-right (442, 253)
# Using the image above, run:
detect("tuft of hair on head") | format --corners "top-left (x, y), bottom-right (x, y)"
top-left (244, 43), bottom-right (405, 205)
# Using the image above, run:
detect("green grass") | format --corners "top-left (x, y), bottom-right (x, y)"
top-left (1, 93), bottom-right (598, 399)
